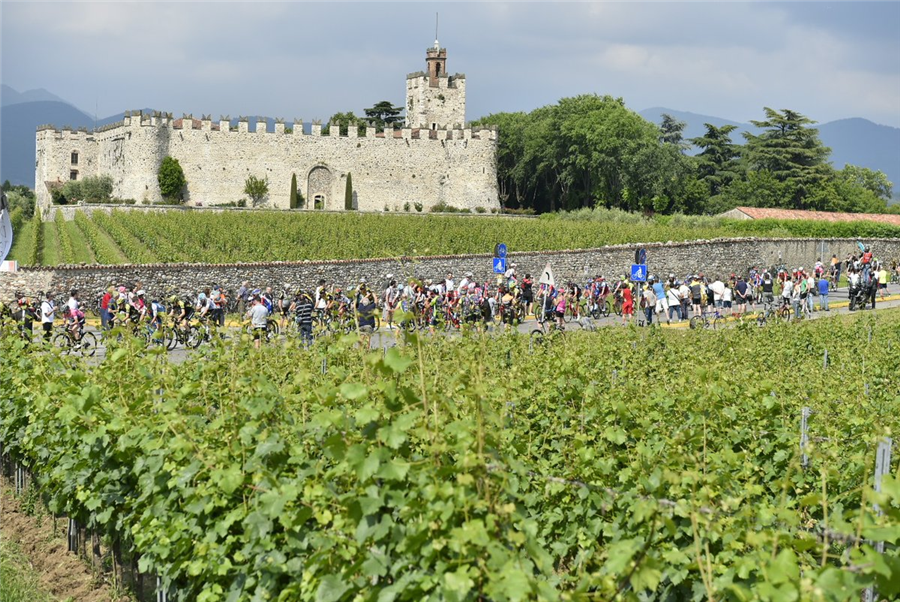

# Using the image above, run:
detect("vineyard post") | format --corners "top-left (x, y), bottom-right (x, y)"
top-left (322, 357), bottom-right (327, 375)
top-left (823, 349), bottom-right (827, 370)
top-left (799, 407), bottom-right (810, 469)
top-left (157, 575), bottom-right (171, 602)
top-left (864, 437), bottom-right (893, 602)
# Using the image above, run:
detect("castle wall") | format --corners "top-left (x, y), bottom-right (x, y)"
top-left (5, 237), bottom-right (898, 303)
top-left (37, 114), bottom-right (499, 213)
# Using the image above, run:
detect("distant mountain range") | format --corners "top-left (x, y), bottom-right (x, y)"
top-left (2, 86), bottom-right (897, 201)
top-left (639, 108), bottom-right (900, 198)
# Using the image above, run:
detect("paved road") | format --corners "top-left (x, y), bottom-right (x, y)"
top-left (56, 285), bottom-right (898, 365)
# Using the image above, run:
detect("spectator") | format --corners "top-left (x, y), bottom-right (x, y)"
top-left (642, 285), bottom-right (656, 326)
top-left (100, 286), bottom-right (113, 330)
top-left (817, 274), bottom-right (830, 311)
top-left (39, 291), bottom-right (55, 342)
top-left (667, 280), bottom-right (682, 322)
top-left (245, 296), bottom-right (269, 349)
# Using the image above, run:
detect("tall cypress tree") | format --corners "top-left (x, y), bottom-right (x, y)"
top-left (345, 173), bottom-right (353, 210)
top-left (290, 173), bottom-right (298, 209)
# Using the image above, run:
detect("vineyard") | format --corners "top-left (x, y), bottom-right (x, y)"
top-left (7, 209), bottom-right (900, 265)
top-left (1, 311), bottom-right (898, 601)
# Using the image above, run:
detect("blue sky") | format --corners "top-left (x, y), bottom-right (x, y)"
top-left (2, 1), bottom-right (899, 127)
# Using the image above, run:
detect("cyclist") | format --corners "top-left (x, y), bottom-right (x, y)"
top-left (64, 290), bottom-right (86, 343)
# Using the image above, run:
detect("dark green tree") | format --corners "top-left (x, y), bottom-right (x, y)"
top-left (323, 112), bottom-right (365, 136)
top-left (344, 172), bottom-right (354, 210)
top-left (290, 173), bottom-right (299, 209)
top-left (244, 175), bottom-right (269, 207)
top-left (691, 123), bottom-right (743, 196)
top-left (658, 113), bottom-right (689, 151)
top-left (158, 156), bottom-right (186, 202)
top-left (742, 108), bottom-right (832, 208)
top-left (363, 101), bottom-right (404, 132)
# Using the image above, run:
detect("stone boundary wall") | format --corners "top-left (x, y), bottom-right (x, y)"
top-left (48, 204), bottom-right (535, 221)
top-left (3, 237), bottom-right (898, 301)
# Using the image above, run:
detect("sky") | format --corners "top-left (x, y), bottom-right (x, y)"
top-left (2, 1), bottom-right (899, 127)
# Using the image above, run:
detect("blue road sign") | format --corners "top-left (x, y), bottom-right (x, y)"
top-left (631, 264), bottom-right (647, 282)
top-left (638, 248), bottom-right (647, 265)
top-left (493, 257), bottom-right (507, 274)
top-left (495, 243), bottom-right (508, 258)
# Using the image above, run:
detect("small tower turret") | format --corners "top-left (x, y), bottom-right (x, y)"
top-left (406, 41), bottom-right (466, 130)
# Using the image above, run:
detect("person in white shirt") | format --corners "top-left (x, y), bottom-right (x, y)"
top-left (382, 279), bottom-right (399, 328)
top-left (710, 279), bottom-right (726, 308)
top-left (457, 272), bottom-right (472, 293)
top-left (666, 283), bottom-right (682, 322)
top-left (40, 292), bottom-right (55, 342)
top-left (781, 278), bottom-right (794, 306)
top-left (677, 281), bottom-right (691, 319)
top-left (444, 272), bottom-right (455, 293)
top-left (806, 274), bottom-right (816, 313)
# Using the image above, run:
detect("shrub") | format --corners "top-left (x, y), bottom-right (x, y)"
top-left (414, 202), bottom-right (423, 212)
top-left (244, 175), bottom-right (270, 207)
top-left (158, 156), bottom-right (186, 202)
top-left (403, 202), bottom-right (411, 212)
top-left (475, 206), bottom-right (486, 213)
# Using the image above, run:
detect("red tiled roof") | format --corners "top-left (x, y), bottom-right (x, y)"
top-left (732, 207), bottom-right (900, 226)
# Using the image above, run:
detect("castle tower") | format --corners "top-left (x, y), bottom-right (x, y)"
top-left (406, 40), bottom-right (466, 130)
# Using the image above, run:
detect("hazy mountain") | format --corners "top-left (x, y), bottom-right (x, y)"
top-left (640, 108), bottom-right (900, 193)
top-left (639, 107), bottom-right (760, 144)
top-left (1, 101), bottom-right (98, 187)
top-left (1, 84), bottom-right (72, 107)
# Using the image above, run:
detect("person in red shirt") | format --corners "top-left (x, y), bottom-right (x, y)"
top-left (621, 282), bottom-right (634, 325)
top-left (100, 286), bottom-right (113, 330)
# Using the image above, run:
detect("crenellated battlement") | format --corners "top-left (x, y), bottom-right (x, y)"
top-left (39, 110), bottom-right (498, 142)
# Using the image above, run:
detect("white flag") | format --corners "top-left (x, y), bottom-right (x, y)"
top-left (539, 262), bottom-right (555, 287)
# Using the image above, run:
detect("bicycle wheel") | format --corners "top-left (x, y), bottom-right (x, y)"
top-left (265, 321), bottom-right (279, 342)
top-left (613, 300), bottom-right (623, 317)
top-left (52, 332), bottom-right (71, 353)
top-left (779, 306), bottom-right (792, 322)
top-left (689, 316), bottom-right (703, 330)
top-left (79, 332), bottom-right (98, 357)
top-left (530, 329), bottom-right (545, 347)
top-left (713, 316), bottom-right (726, 330)
top-left (756, 313), bottom-right (767, 328)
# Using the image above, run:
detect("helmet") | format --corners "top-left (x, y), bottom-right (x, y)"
top-left (252, 288), bottom-right (261, 295)
top-left (169, 295), bottom-right (178, 304)
top-left (198, 293), bottom-right (207, 301)
top-left (136, 289), bottom-right (146, 296)
top-left (118, 286), bottom-right (126, 293)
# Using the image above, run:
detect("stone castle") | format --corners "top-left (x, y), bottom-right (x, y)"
top-left (34, 42), bottom-right (499, 212)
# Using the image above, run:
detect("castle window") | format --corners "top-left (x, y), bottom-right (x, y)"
top-left (432, 123), bottom-right (437, 130)
top-left (71, 151), bottom-right (79, 165)
top-left (69, 170), bottom-right (78, 181)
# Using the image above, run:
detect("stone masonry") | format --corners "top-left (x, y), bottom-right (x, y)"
top-left (3, 237), bottom-right (897, 302)
top-left (34, 45), bottom-right (498, 214)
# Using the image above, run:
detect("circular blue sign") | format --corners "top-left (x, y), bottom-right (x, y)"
top-left (496, 243), bottom-right (508, 258)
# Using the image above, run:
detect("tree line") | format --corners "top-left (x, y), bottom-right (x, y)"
top-left (470, 95), bottom-right (895, 215)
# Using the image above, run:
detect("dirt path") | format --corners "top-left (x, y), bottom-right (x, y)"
top-left (0, 482), bottom-right (126, 602)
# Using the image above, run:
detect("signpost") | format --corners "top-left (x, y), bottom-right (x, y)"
top-left (494, 243), bottom-right (508, 259)
top-left (493, 257), bottom-right (507, 274)
top-left (631, 264), bottom-right (647, 282)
